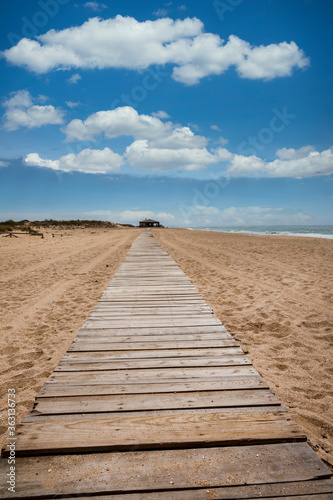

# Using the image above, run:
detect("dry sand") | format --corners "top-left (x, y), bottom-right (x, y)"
top-left (0, 226), bottom-right (332, 468)
top-left (0, 227), bottom-right (141, 448)
top-left (153, 228), bottom-right (333, 467)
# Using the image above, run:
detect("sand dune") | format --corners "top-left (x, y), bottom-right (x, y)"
top-left (153, 228), bottom-right (333, 468)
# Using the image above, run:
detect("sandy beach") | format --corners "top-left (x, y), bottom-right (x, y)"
top-left (0, 227), bottom-right (332, 468)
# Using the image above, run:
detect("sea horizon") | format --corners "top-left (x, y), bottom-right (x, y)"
top-left (184, 225), bottom-right (333, 239)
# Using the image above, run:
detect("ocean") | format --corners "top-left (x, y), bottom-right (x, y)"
top-left (185, 225), bottom-right (333, 239)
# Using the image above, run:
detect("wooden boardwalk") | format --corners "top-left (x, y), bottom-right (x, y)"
top-left (1, 231), bottom-right (333, 498)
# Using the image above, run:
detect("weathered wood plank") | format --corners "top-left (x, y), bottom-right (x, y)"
top-left (48, 366), bottom-right (258, 384)
top-left (37, 376), bottom-right (268, 397)
top-left (83, 320), bottom-right (223, 328)
top-left (78, 325), bottom-right (229, 335)
top-left (31, 389), bottom-right (279, 415)
top-left (23, 406), bottom-right (286, 423)
top-left (55, 355), bottom-right (250, 371)
top-left (4, 445), bottom-right (329, 498)
top-left (52, 480), bottom-right (333, 500)
top-left (62, 347), bottom-right (243, 361)
top-left (74, 335), bottom-right (234, 343)
top-left (4, 410), bottom-right (305, 456)
top-left (69, 340), bottom-right (237, 351)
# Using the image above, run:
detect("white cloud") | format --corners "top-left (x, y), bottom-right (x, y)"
top-left (149, 127), bottom-right (207, 149)
top-left (65, 101), bottom-right (80, 108)
top-left (236, 41), bottom-right (309, 80)
top-left (276, 145), bottom-right (315, 160)
top-left (67, 73), bottom-right (81, 84)
top-left (2, 90), bottom-right (64, 131)
top-left (170, 34), bottom-right (309, 85)
top-left (83, 2), bottom-right (107, 11)
top-left (225, 146), bottom-right (333, 178)
top-left (37, 94), bottom-right (49, 103)
top-left (152, 110), bottom-right (171, 119)
top-left (216, 136), bottom-right (229, 145)
top-left (25, 148), bottom-right (124, 174)
top-left (226, 153), bottom-right (266, 176)
top-left (2, 16), bottom-right (309, 84)
top-left (125, 140), bottom-right (227, 171)
top-left (153, 8), bottom-right (169, 17)
top-left (188, 122), bottom-right (200, 131)
top-left (187, 205), bottom-right (315, 226)
top-left (0, 160), bottom-right (8, 167)
top-left (64, 106), bottom-right (208, 152)
top-left (211, 125), bottom-right (221, 131)
top-left (63, 106), bottom-right (174, 142)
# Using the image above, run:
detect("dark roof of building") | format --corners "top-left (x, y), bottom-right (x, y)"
top-left (140, 219), bottom-right (159, 223)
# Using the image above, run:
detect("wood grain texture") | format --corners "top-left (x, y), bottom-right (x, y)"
top-left (31, 389), bottom-right (278, 415)
top-left (37, 376), bottom-right (268, 397)
top-left (0, 445), bottom-right (331, 498)
top-left (4, 410), bottom-right (306, 456)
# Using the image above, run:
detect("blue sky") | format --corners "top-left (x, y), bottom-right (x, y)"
top-left (0, 0), bottom-right (332, 226)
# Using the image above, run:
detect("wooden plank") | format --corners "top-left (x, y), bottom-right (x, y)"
top-left (31, 389), bottom-right (279, 415)
top-left (90, 308), bottom-right (214, 315)
top-left (74, 331), bottom-right (233, 344)
top-left (78, 325), bottom-right (229, 334)
top-left (93, 304), bottom-right (212, 309)
top-left (82, 322), bottom-right (223, 329)
top-left (55, 355), bottom-right (250, 371)
top-left (50, 480), bottom-right (333, 500)
top-left (23, 406), bottom-right (285, 422)
top-left (4, 410), bottom-right (306, 456)
top-left (88, 314), bottom-right (216, 319)
top-left (99, 298), bottom-right (207, 303)
top-left (37, 376), bottom-right (268, 397)
top-left (83, 318), bottom-right (222, 325)
top-left (73, 336), bottom-right (234, 343)
top-left (69, 340), bottom-right (236, 351)
top-left (47, 366), bottom-right (258, 384)
top-left (62, 347), bottom-right (243, 361)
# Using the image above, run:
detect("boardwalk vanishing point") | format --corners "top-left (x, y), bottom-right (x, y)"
top-left (1, 231), bottom-right (333, 498)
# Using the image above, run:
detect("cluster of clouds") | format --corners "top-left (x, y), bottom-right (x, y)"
top-left (223, 145), bottom-right (333, 178)
top-left (2, 91), bottom-right (332, 178)
top-left (2, 15), bottom-right (309, 85)
top-left (17, 94), bottom-right (332, 178)
top-left (2, 90), bottom-right (64, 131)
top-left (180, 205), bottom-right (315, 227)
top-left (25, 148), bottom-right (124, 174)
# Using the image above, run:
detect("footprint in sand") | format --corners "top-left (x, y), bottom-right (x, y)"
top-left (274, 363), bottom-right (288, 371)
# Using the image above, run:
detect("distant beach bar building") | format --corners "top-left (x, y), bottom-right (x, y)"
top-left (139, 218), bottom-right (163, 228)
